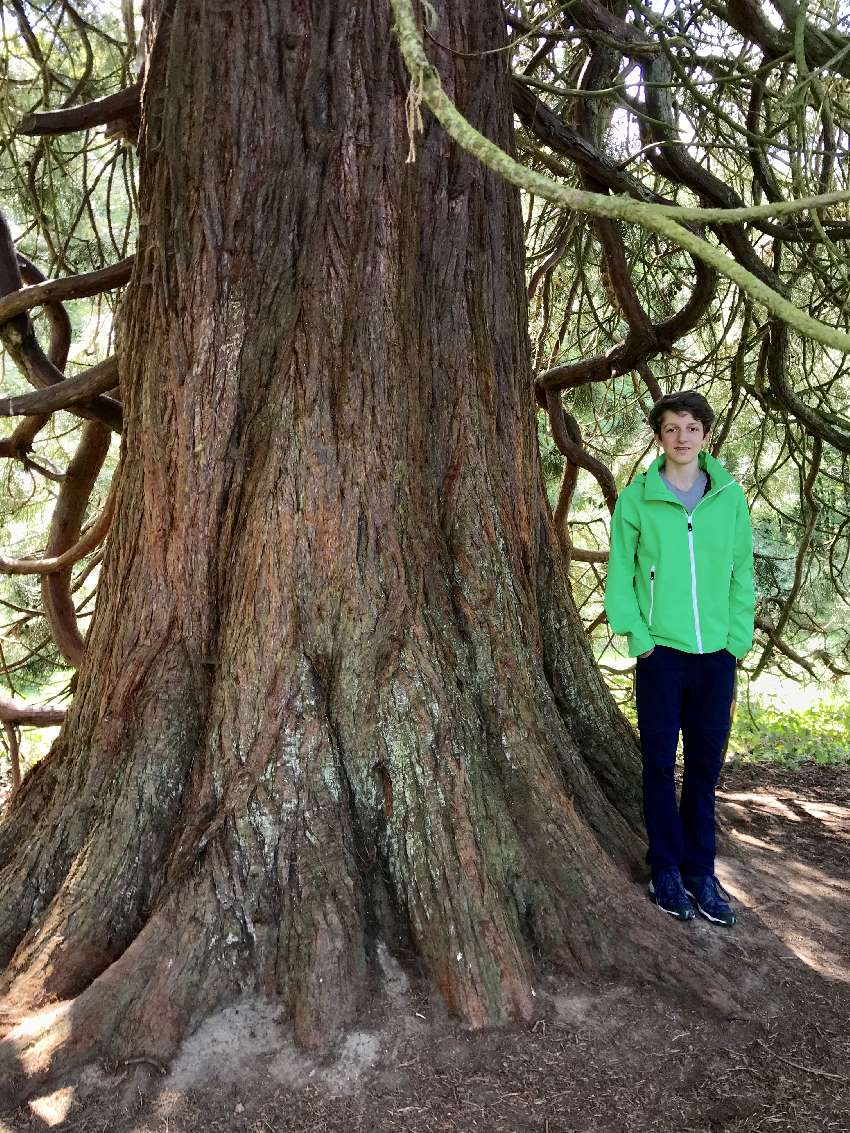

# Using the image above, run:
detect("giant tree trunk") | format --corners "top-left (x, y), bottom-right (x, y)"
top-left (0, 0), bottom-right (724, 1095)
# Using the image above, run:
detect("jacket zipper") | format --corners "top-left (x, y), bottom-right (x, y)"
top-left (671, 480), bottom-right (735, 655)
top-left (686, 517), bottom-right (702, 652)
top-left (649, 564), bottom-right (656, 626)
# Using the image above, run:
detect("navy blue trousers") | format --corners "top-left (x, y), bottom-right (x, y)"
top-left (635, 645), bottom-right (736, 879)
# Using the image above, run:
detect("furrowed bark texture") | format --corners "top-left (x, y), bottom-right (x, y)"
top-left (0, 0), bottom-right (715, 1089)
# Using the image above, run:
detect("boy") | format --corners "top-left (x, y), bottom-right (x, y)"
top-left (604, 391), bottom-right (754, 925)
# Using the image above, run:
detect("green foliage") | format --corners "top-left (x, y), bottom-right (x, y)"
top-left (727, 699), bottom-right (850, 768)
top-left (0, 3), bottom-right (128, 715)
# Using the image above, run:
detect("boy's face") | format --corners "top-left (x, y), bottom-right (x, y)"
top-left (656, 410), bottom-right (708, 467)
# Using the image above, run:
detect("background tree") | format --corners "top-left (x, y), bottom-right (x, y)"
top-left (0, 0), bottom-right (848, 1103)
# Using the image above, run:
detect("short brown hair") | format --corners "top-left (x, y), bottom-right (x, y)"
top-left (648, 390), bottom-right (715, 437)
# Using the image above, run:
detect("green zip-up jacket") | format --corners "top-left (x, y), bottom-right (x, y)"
top-left (604, 451), bottom-right (755, 659)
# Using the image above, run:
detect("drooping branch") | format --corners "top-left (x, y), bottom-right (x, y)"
top-left (638, 56), bottom-right (785, 296)
top-left (17, 255), bottom-right (71, 372)
top-left (505, 6), bottom-right (658, 58)
top-left (594, 217), bottom-right (654, 339)
top-left (715, 0), bottom-right (850, 79)
top-left (0, 475), bottom-right (115, 576)
top-left (535, 246), bottom-right (716, 395)
top-left (547, 388), bottom-right (616, 567)
top-left (751, 434), bottom-right (821, 680)
top-left (390, 0), bottom-right (850, 352)
top-left (544, 0), bottom-right (660, 59)
top-left (535, 38), bottom-right (717, 406)
top-left (547, 391), bottom-right (617, 514)
top-left (765, 324), bottom-right (850, 455)
top-left (40, 421), bottom-right (112, 667)
top-left (654, 256), bottom-right (717, 345)
top-left (511, 80), bottom-right (665, 206)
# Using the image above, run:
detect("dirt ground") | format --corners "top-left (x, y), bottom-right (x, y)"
top-left (2, 761), bottom-right (849, 1133)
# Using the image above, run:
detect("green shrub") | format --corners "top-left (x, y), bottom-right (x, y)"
top-left (727, 699), bottom-right (850, 768)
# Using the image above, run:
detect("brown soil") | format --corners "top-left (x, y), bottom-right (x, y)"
top-left (3, 761), bottom-right (849, 1133)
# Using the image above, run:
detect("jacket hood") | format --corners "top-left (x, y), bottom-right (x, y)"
top-left (643, 450), bottom-right (734, 502)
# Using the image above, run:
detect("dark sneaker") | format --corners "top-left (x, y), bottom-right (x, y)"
top-left (649, 868), bottom-right (696, 920)
top-left (683, 875), bottom-right (737, 926)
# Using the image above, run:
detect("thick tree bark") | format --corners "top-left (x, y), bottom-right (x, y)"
top-left (0, 0), bottom-right (731, 1098)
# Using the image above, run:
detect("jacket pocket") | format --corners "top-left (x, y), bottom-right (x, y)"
top-left (648, 563), bottom-right (656, 626)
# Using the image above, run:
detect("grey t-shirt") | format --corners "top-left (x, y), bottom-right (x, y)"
top-left (660, 469), bottom-right (708, 513)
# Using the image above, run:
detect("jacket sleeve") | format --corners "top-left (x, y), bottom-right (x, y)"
top-left (604, 490), bottom-right (655, 657)
top-left (726, 486), bottom-right (755, 658)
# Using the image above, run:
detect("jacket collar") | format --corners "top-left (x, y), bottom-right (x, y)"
top-left (643, 450), bottom-right (733, 502)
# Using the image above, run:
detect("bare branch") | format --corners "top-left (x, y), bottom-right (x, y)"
top-left (0, 258), bottom-right (133, 325)
top-left (0, 356), bottom-right (119, 418)
top-left (0, 694), bottom-right (65, 727)
top-left (18, 81), bottom-right (141, 137)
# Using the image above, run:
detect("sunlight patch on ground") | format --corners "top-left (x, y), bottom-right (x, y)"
top-left (776, 856), bottom-right (850, 895)
top-left (28, 1087), bottom-right (75, 1126)
top-left (10, 1001), bottom-right (72, 1043)
top-left (6, 1001), bottom-right (74, 1076)
top-left (726, 828), bottom-right (781, 853)
top-left (722, 852), bottom-right (850, 986)
top-left (720, 792), bottom-right (803, 821)
top-left (794, 799), bottom-right (850, 830)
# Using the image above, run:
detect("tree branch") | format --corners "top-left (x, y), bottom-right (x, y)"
top-left (0, 211), bottom-right (123, 432)
top-left (512, 80), bottom-right (664, 206)
top-left (41, 422), bottom-right (112, 667)
top-left (0, 694), bottom-right (65, 727)
top-left (0, 475), bottom-right (115, 576)
top-left (18, 81), bottom-right (141, 136)
top-left (0, 356), bottom-right (119, 418)
top-left (390, 0), bottom-right (850, 353)
top-left (0, 258), bottom-right (133, 325)
top-left (17, 255), bottom-right (71, 370)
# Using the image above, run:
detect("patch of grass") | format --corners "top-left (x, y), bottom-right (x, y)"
top-left (728, 698), bottom-right (850, 768)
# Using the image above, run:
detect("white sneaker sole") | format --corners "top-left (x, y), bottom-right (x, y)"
top-left (683, 888), bottom-right (736, 926)
top-left (649, 883), bottom-right (695, 920)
